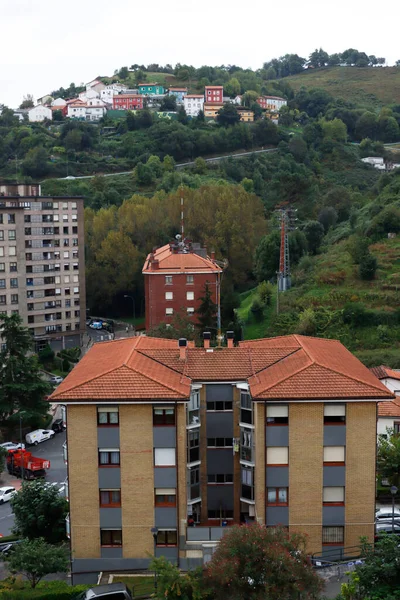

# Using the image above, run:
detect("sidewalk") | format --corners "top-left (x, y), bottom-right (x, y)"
top-left (0, 470), bottom-right (22, 491)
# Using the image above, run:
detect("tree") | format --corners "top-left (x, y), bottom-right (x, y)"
top-left (358, 252), bottom-right (378, 280)
top-left (160, 95), bottom-right (177, 111)
top-left (308, 48), bottom-right (329, 68)
top-left (254, 231), bottom-right (281, 282)
top-left (355, 111), bottom-right (378, 140)
top-left (196, 283), bottom-right (217, 332)
top-left (21, 147), bottom-right (49, 178)
top-left (12, 480), bottom-right (69, 543)
top-left (150, 556), bottom-right (204, 600)
top-left (303, 221), bottom-right (324, 254)
top-left (318, 206), bottom-right (338, 232)
top-left (242, 90), bottom-right (259, 108)
top-left (204, 523), bottom-right (323, 600)
top-left (5, 538), bottom-right (69, 588)
top-left (118, 66), bottom-right (129, 80)
top-left (177, 106), bottom-right (188, 124)
top-left (377, 428), bottom-right (400, 487)
top-left (217, 103), bottom-right (240, 127)
top-left (148, 310), bottom-right (197, 341)
top-left (0, 314), bottom-right (49, 424)
top-left (225, 77), bottom-right (241, 97)
top-left (320, 118), bottom-right (347, 143)
top-left (19, 94), bottom-right (34, 109)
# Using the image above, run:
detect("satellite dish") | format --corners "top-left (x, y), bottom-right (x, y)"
top-left (175, 234), bottom-right (182, 240)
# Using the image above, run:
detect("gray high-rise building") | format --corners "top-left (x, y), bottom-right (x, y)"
top-left (0, 185), bottom-right (85, 351)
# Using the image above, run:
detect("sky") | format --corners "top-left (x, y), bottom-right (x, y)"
top-left (1, 0), bottom-right (400, 109)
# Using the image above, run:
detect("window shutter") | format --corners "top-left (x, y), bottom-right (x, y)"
top-left (324, 405), bottom-right (346, 416)
top-left (266, 447), bottom-right (288, 465)
top-left (323, 446), bottom-right (345, 462)
top-left (267, 405), bottom-right (288, 418)
top-left (154, 448), bottom-right (176, 466)
top-left (323, 487), bottom-right (344, 502)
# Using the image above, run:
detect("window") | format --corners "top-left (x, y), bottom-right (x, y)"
top-left (208, 474), bottom-right (233, 483)
top-left (73, 287), bottom-right (79, 294)
top-left (0, 295), bottom-right (5, 305)
top-left (323, 487), bottom-right (345, 504)
top-left (323, 446), bottom-right (345, 465)
top-left (206, 400), bottom-right (232, 411)
top-left (156, 530), bottom-right (177, 546)
top-left (8, 231), bottom-right (16, 241)
top-left (0, 280), bottom-right (5, 288)
top-left (165, 276), bottom-right (172, 285)
top-left (165, 307), bottom-right (173, 316)
top-left (266, 446), bottom-right (288, 465)
top-left (97, 407), bottom-right (119, 425)
top-left (8, 214), bottom-right (15, 224)
top-left (153, 407), bottom-right (175, 426)
top-left (188, 430), bottom-right (200, 463)
top-left (63, 251), bottom-right (69, 259)
top-left (324, 405), bottom-right (346, 425)
top-left (188, 390), bottom-right (200, 425)
top-left (11, 294), bottom-right (18, 304)
top-left (99, 489), bottom-right (121, 507)
top-left (186, 275), bottom-right (194, 284)
top-left (394, 422), bottom-right (400, 434)
top-left (240, 392), bottom-right (252, 425)
top-left (0, 264), bottom-right (4, 272)
top-left (0, 232), bottom-right (3, 241)
top-left (208, 509), bottom-right (233, 519)
top-left (9, 263), bottom-right (17, 272)
top-left (155, 488), bottom-right (176, 506)
top-left (322, 526), bottom-right (344, 545)
top-left (267, 488), bottom-right (288, 505)
top-left (186, 291), bottom-right (194, 301)
top-left (240, 428), bottom-right (253, 462)
top-left (10, 279), bottom-right (18, 288)
top-left (267, 405), bottom-right (288, 425)
top-left (100, 529), bottom-right (122, 547)
top-left (98, 449), bottom-right (120, 466)
top-left (165, 291), bottom-right (173, 300)
top-left (154, 448), bottom-right (176, 466)
top-left (207, 437), bottom-right (232, 447)
top-left (187, 307), bottom-right (194, 315)
top-left (9, 247), bottom-right (16, 256)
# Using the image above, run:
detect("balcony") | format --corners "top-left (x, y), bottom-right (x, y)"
top-left (187, 527), bottom-right (228, 543)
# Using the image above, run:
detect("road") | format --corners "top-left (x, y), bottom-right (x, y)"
top-left (47, 147), bottom-right (278, 182)
top-left (0, 431), bottom-right (67, 537)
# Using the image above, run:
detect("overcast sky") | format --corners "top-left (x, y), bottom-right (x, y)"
top-left (1, 0), bottom-right (399, 108)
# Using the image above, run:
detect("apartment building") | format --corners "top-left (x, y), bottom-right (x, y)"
top-left (0, 194), bottom-right (86, 351)
top-left (257, 95), bottom-right (287, 112)
top-left (142, 240), bottom-right (222, 330)
top-left (204, 86), bottom-right (224, 105)
top-left (183, 95), bottom-right (204, 118)
top-left (237, 107), bottom-right (254, 122)
top-left (50, 333), bottom-right (392, 584)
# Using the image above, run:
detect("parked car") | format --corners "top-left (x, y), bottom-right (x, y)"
top-left (25, 429), bottom-right (55, 446)
top-left (0, 487), bottom-right (16, 504)
top-left (50, 375), bottom-right (64, 385)
top-left (0, 540), bottom-right (23, 556)
top-left (75, 583), bottom-right (132, 599)
top-left (375, 521), bottom-right (400, 540)
top-left (0, 442), bottom-right (25, 451)
top-left (375, 508), bottom-right (400, 522)
top-left (51, 419), bottom-right (66, 434)
top-left (89, 321), bottom-right (103, 330)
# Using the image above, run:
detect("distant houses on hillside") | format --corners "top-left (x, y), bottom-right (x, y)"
top-left (27, 77), bottom-right (289, 124)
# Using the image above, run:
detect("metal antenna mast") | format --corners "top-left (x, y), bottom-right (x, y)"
top-left (278, 208), bottom-right (295, 292)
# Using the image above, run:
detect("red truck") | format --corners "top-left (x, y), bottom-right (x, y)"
top-left (6, 449), bottom-right (50, 480)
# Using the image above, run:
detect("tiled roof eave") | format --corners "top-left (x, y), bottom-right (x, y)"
top-left (251, 394), bottom-right (393, 401)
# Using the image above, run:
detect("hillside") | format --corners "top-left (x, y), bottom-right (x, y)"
top-left (283, 66), bottom-right (400, 109)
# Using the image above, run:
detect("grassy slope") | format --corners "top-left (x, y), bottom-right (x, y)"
top-left (283, 66), bottom-right (400, 109)
top-left (238, 236), bottom-right (400, 366)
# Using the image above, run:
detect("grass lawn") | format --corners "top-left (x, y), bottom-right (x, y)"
top-left (112, 575), bottom-right (155, 596)
top-left (283, 66), bottom-right (400, 109)
top-left (237, 286), bottom-right (278, 340)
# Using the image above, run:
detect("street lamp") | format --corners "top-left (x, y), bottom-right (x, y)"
top-left (150, 527), bottom-right (158, 591)
top-left (123, 295), bottom-right (136, 321)
top-left (391, 485), bottom-right (398, 533)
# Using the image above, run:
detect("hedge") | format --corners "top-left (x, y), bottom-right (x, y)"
top-left (0, 581), bottom-right (90, 599)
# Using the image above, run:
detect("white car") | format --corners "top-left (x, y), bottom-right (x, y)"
top-left (0, 442), bottom-right (25, 451)
top-left (0, 487), bottom-right (16, 504)
top-left (375, 508), bottom-right (400, 522)
top-left (50, 375), bottom-right (63, 385)
top-left (25, 429), bottom-right (55, 446)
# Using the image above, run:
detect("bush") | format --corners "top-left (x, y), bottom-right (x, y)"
top-left (359, 252), bottom-right (378, 280)
top-left (61, 358), bottom-right (70, 373)
top-left (37, 345), bottom-right (55, 366)
top-left (343, 302), bottom-right (370, 327)
top-left (258, 281), bottom-right (273, 306)
top-left (250, 296), bottom-right (264, 321)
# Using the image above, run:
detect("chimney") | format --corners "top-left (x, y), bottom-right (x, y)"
top-left (179, 338), bottom-right (187, 360)
top-left (211, 251), bottom-right (215, 260)
top-left (226, 331), bottom-right (234, 349)
top-left (151, 259), bottom-right (159, 270)
top-left (203, 331), bottom-right (211, 349)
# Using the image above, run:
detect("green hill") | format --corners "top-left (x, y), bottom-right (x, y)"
top-left (283, 66), bottom-right (400, 109)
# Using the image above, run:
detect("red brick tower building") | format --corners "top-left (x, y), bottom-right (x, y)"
top-left (143, 240), bottom-right (222, 331)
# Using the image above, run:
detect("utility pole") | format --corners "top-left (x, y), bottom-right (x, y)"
top-left (277, 207), bottom-right (297, 293)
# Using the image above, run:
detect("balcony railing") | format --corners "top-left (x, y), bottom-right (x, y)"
top-left (187, 527), bottom-right (228, 542)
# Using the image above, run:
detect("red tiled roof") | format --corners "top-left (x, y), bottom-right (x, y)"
top-left (371, 366), bottom-right (400, 381)
top-left (142, 244), bottom-right (222, 274)
top-left (378, 397), bottom-right (400, 417)
top-left (185, 95), bottom-right (204, 99)
top-left (49, 334), bottom-right (393, 403)
top-left (169, 88), bottom-right (188, 91)
top-left (50, 337), bottom-right (191, 401)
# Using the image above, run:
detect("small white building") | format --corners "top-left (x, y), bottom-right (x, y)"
top-left (52, 97), bottom-right (67, 108)
top-left (362, 157), bottom-right (400, 171)
top-left (86, 79), bottom-right (106, 94)
top-left (233, 95), bottom-right (242, 105)
top-left (183, 95), bottom-right (204, 118)
top-left (79, 89), bottom-right (100, 102)
top-left (371, 366), bottom-right (400, 435)
top-left (67, 103), bottom-right (87, 120)
top-left (85, 104), bottom-right (106, 121)
top-left (67, 101), bottom-right (106, 121)
top-left (28, 105), bottom-right (52, 122)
